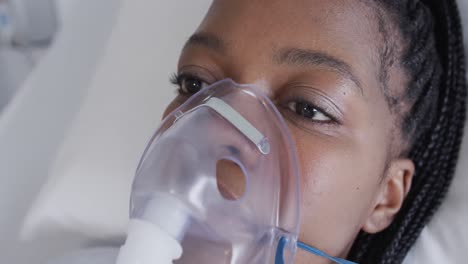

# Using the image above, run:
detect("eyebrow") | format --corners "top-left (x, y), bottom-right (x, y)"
top-left (274, 48), bottom-right (364, 95)
top-left (184, 33), bottom-right (226, 53)
top-left (184, 33), bottom-right (363, 95)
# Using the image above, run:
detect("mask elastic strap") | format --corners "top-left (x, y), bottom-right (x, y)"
top-left (275, 237), bottom-right (358, 264)
top-left (297, 241), bottom-right (357, 264)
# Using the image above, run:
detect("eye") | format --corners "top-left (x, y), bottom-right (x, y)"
top-left (287, 101), bottom-right (332, 122)
top-left (171, 73), bottom-right (209, 95)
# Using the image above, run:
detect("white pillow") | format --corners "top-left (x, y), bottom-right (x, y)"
top-left (22, 0), bottom-right (212, 241)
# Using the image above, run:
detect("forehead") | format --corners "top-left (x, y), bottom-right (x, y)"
top-left (196, 0), bottom-right (384, 97)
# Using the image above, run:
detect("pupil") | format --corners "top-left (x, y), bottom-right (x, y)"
top-left (296, 102), bottom-right (316, 119)
top-left (187, 78), bottom-right (202, 93)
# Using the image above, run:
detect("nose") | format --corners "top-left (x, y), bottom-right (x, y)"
top-left (226, 63), bottom-right (275, 98)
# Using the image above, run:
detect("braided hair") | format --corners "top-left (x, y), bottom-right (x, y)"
top-left (348, 0), bottom-right (466, 263)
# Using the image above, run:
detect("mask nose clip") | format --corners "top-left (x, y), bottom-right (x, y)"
top-left (175, 97), bottom-right (271, 155)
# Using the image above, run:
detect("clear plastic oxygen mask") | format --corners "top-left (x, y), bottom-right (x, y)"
top-left (116, 79), bottom-right (357, 264)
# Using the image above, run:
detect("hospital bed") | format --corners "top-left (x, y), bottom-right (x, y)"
top-left (0, 0), bottom-right (466, 263)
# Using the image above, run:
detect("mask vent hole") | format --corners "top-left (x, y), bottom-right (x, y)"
top-left (216, 159), bottom-right (246, 201)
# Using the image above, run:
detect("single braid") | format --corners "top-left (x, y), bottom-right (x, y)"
top-left (348, 0), bottom-right (466, 263)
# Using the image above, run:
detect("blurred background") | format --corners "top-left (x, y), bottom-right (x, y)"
top-left (0, 0), bottom-right (211, 263)
top-left (0, 0), bottom-right (466, 264)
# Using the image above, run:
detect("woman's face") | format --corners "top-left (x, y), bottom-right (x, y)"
top-left (164, 0), bottom-right (414, 262)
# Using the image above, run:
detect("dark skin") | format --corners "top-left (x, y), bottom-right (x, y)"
top-left (164, 0), bottom-right (415, 262)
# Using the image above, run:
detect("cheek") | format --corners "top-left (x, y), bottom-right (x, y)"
top-left (292, 128), bottom-right (385, 254)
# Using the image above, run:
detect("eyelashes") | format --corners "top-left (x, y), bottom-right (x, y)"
top-left (170, 72), bottom-right (180, 86)
top-left (171, 73), bottom-right (209, 95)
top-left (285, 100), bottom-right (335, 124)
